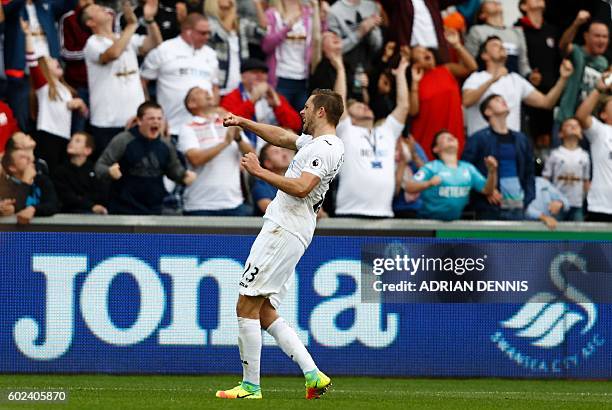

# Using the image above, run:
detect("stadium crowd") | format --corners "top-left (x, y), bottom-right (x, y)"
top-left (0, 0), bottom-right (611, 226)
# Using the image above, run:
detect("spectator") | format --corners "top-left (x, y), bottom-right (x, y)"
top-left (23, 19), bottom-right (88, 173)
top-left (83, 1), bottom-right (162, 159)
top-left (220, 58), bottom-right (302, 150)
top-left (555, 13), bottom-right (609, 128)
top-left (309, 30), bottom-right (342, 92)
top-left (379, 0), bottom-right (462, 64)
top-left (141, 13), bottom-right (220, 136)
top-left (410, 28), bottom-right (477, 160)
top-left (59, 0), bottom-right (95, 134)
top-left (236, 0), bottom-right (269, 59)
top-left (263, 0), bottom-right (322, 112)
top-left (462, 94), bottom-right (535, 221)
top-left (393, 135), bottom-right (427, 218)
top-left (176, 0), bottom-right (205, 16)
top-left (177, 86), bottom-right (255, 216)
top-left (542, 118), bottom-right (589, 221)
top-left (117, 0), bottom-right (180, 41)
top-left (53, 131), bottom-right (109, 214)
top-left (545, 0), bottom-right (611, 55)
top-left (3, 0), bottom-right (76, 132)
top-left (366, 41), bottom-right (399, 121)
top-left (462, 36), bottom-right (573, 136)
top-left (327, 0), bottom-right (383, 94)
top-left (515, 0), bottom-right (561, 142)
top-left (95, 101), bottom-right (196, 215)
top-left (0, 2), bottom-right (6, 100)
top-left (0, 135), bottom-right (59, 224)
top-left (205, 0), bottom-right (266, 96)
top-left (332, 52), bottom-right (410, 218)
top-left (0, 101), bottom-right (19, 154)
top-left (252, 142), bottom-right (294, 215)
top-left (407, 130), bottom-right (498, 221)
top-left (526, 176), bottom-right (570, 229)
top-left (575, 74), bottom-right (612, 222)
top-left (465, 0), bottom-right (531, 76)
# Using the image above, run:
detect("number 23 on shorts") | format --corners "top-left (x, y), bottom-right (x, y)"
top-left (242, 262), bottom-right (260, 283)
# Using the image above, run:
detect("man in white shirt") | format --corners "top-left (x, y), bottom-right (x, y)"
top-left (177, 86), bottom-right (254, 215)
top-left (82, 1), bottom-right (162, 158)
top-left (462, 35), bottom-right (573, 136)
top-left (575, 73), bottom-right (612, 222)
top-left (141, 13), bottom-right (220, 136)
top-left (216, 88), bottom-right (344, 400)
top-left (330, 49), bottom-right (410, 218)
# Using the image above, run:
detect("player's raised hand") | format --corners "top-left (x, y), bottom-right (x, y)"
top-left (223, 113), bottom-right (243, 128)
top-left (241, 152), bottom-right (263, 176)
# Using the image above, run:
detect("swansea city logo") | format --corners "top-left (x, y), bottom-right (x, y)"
top-left (491, 252), bottom-right (605, 373)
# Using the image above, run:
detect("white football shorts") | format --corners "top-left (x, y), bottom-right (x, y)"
top-left (239, 220), bottom-right (306, 308)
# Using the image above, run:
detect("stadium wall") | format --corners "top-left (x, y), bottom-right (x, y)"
top-left (1, 216), bottom-right (611, 379)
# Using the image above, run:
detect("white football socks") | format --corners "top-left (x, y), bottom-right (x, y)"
top-left (267, 317), bottom-right (316, 374)
top-left (238, 317), bottom-right (262, 386)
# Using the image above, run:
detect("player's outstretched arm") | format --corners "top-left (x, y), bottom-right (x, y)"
top-left (223, 113), bottom-right (299, 150)
top-left (241, 152), bottom-right (320, 198)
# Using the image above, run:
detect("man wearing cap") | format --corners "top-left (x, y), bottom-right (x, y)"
top-left (220, 58), bottom-right (302, 152)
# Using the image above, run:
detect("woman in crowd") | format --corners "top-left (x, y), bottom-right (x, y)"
top-left (205, 0), bottom-right (267, 96)
top-left (23, 20), bottom-right (87, 173)
top-left (262, 0), bottom-right (321, 111)
top-left (409, 29), bottom-right (477, 160)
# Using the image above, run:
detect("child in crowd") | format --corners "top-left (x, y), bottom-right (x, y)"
top-left (526, 176), bottom-right (570, 230)
top-left (542, 117), bottom-right (590, 221)
top-left (53, 132), bottom-right (109, 214)
top-left (22, 19), bottom-right (88, 173)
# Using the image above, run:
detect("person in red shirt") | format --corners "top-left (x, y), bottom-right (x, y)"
top-left (409, 29), bottom-right (477, 160)
top-left (221, 58), bottom-right (302, 151)
top-left (0, 101), bottom-right (19, 154)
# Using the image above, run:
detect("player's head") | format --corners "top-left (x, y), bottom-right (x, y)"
top-left (431, 129), bottom-right (458, 159)
top-left (136, 101), bottom-right (164, 140)
top-left (184, 87), bottom-right (214, 114)
top-left (480, 93), bottom-right (509, 122)
top-left (259, 143), bottom-right (293, 173)
top-left (301, 89), bottom-right (344, 134)
top-left (559, 117), bottom-right (583, 141)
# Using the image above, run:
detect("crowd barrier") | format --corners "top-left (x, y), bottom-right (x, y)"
top-left (1, 215), bottom-right (611, 378)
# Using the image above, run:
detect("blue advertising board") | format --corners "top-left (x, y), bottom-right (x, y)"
top-left (1, 232), bottom-right (610, 378)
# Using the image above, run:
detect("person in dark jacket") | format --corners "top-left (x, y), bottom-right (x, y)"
top-left (0, 134), bottom-right (59, 224)
top-left (53, 131), bottom-right (109, 214)
top-left (95, 101), bottom-right (196, 215)
top-left (515, 0), bottom-right (561, 140)
top-left (462, 94), bottom-right (535, 221)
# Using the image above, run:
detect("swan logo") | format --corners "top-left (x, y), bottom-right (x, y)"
top-left (501, 253), bottom-right (596, 348)
top-left (491, 252), bottom-right (605, 373)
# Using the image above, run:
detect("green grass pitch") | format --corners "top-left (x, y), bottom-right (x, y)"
top-left (0, 375), bottom-right (610, 409)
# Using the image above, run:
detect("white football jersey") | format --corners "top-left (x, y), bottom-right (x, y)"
top-left (264, 133), bottom-right (344, 247)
